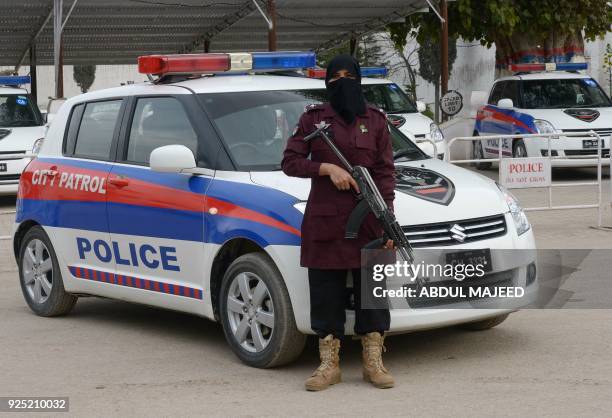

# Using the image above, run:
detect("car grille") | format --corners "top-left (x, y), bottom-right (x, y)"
top-left (0, 150), bottom-right (26, 161)
top-left (402, 214), bottom-right (507, 247)
top-left (0, 174), bottom-right (20, 182)
top-left (404, 269), bottom-right (515, 308)
top-left (564, 149), bottom-right (610, 157)
top-left (562, 128), bottom-right (612, 138)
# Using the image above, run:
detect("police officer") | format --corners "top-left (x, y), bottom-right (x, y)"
top-left (282, 55), bottom-right (396, 391)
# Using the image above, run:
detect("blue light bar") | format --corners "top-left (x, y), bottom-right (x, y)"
top-left (554, 62), bottom-right (588, 71)
top-left (252, 52), bottom-right (316, 70)
top-left (0, 75), bottom-right (31, 85)
top-left (361, 67), bottom-right (388, 77)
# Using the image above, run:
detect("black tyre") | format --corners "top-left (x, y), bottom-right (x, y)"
top-left (472, 135), bottom-right (492, 170)
top-left (18, 226), bottom-right (77, 316)
top-left (459, 314), bottom-right (510, 331)
top-left (513, 139), bottom-right (528, 158)
top-left (219, 252), bottom-right (306, 368)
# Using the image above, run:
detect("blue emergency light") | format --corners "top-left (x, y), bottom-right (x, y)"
top-left (0, 75), bottom-right (31, 86)
top-left (360, 67), bottom-right (388, 77)
top-left (252, 52), bottom-right (316, 70)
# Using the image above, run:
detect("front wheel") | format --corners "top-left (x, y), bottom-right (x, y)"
top-left (18, 226), bottom-right (77, 316)
top-left (472, 135), bottom-right (492, 170)
top-left (219, 253), bottom-right (306, 368)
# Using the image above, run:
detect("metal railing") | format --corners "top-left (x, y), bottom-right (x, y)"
top-left (445, 131), bottom-right (610, 229)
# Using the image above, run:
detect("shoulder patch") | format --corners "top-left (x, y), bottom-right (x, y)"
top-left (305, 103), bottom-right (325, 113)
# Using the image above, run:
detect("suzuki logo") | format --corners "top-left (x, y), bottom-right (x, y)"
top-left (449, 224), bottom-right (467, 242)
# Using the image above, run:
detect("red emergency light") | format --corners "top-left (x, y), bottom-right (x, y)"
top-left (306, 68), bottom-right (326, 79)
top-left (138, 54), bottom-right (231, 75)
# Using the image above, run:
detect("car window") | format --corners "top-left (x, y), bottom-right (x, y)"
top-left (0, 94), bottom-right (43, 127)
top-left (502, 81), bottom-right (520, 107)
top-left (488, 82), bottom-right (505, 105)
top-left (198, 89), bottom-right (425, 171)
top-left (126, 97), bottom-right (198, 165)
top-left (521, 78), bottom-right (612, 109)
top-left (362, 84), bottom-right (417, 113)
top-left (73, 100), bottom-right (122, 160)
top-left (63, 104), bottom-right (85, 155)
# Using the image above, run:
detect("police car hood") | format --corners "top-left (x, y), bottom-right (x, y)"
top-left (0, 126), bottom-right (45, 152)
top-left (250, 159), bottom-right (508, 226)
top-left (525, 107), bottom-right (612, 130)
top-left (394, 112), bottom-right (432, 138)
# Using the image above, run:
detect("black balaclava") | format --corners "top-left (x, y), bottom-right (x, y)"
top-left (325, 54), bottom-right (367, 124)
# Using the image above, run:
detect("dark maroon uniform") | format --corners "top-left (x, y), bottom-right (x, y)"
top-left (282, 102), bottom-right (395, 270)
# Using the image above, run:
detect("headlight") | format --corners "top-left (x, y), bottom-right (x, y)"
top-left (534, 120), bottom-right (558, 135)
top-left (293, 201), bottom-right (307, 214)
top-left (496, 183), bottom-right (530, 235)
top-left (429, 123), bottom-right (444, 142)
top-left (32, 138), bottom-right (44, 155)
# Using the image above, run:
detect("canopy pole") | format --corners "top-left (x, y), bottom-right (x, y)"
top-left (204, 38), bottom-right (210, 53)
top-left (53, 0), bottom-right (63, 98)
top-left (440, 0), bottom-right (449, 96)
top-left (350, 36), bottom-right (357, 56)
top-left (267, 0), bottom-right (277, 51)
top-left (29, 44), bottom-right (37, 103)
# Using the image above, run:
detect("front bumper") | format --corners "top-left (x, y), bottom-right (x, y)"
top-left (0, 156), bottom-right (29, 195)
top-left (525, 135), bottom-right (611, 167)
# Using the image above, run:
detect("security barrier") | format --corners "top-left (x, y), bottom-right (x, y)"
top-left (445, 131), bottom-right (610, 229)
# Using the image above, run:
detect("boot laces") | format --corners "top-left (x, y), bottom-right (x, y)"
top-left (365, 339), bottom-right (388, 373)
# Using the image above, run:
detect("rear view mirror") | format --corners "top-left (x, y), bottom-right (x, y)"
top-left (497, 98), bottom-right (514, 109)
top-left (416, 101), bottom-right (427, 113)
top-left (150, 145), bottom-right (196, 173)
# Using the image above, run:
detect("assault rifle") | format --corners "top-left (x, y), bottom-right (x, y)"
top-left (304, 122), bottom-right (415, 265)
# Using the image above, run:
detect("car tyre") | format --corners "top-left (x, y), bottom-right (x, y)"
top-left (459, 314), bottom-right (510, 331)
top-left (219, 252), bottom-right (306, 368)
top-left (513, 139), bottom-right (528, 158)
top-left (18, 226), bottom-right (77, 316)
top-left (472, 135), bottom-right (492, 170)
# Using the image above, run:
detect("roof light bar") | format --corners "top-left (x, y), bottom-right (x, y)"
top-left (0, 75), bottom-right (31, 85)
top-left (251, 51), bottom-right (316, 70)
top-left (306, 68), bottom-right (326, 79)
top-left (138, 54), bottom-right (231, 75)
top-left (361, 67), bottom-right (388, 77)
top-left (509, 62), bottom-right (588, 73)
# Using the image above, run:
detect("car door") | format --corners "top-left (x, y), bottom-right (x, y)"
top-left (481, 81), bottom-right (513, 157)
top-left (50, 99), bottom-right (125, 288)
top-left (106, 95), bottom-right (212, 312)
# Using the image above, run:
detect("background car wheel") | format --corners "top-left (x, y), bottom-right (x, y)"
top-left (472, 135), bottom-right (492, 170)
top-left (459, 314), bottom-right (510, 331)
top-left (219, 252), bottom-right (306, 368)
top-left (513, 139), bottom-right (528, 158)
top-left (18, 226), bottom-right (77, 316)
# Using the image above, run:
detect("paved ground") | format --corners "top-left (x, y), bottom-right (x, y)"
top-left (0, 166), bottom-right (611, 417)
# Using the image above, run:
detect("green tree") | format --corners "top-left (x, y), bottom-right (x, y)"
top-left (389, 0), bottom-right (611, 71)
top-left (418, 35), bottom-right (457, 122)
top-left (73, 65), bottom-right (96, 93)
top-left (604, 43), bottom-right (612, 96)
top-left (317, 34), bottom-right (386, 68)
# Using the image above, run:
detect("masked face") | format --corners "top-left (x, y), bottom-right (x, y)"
top-left (325, 54), bottom-right (366, 124)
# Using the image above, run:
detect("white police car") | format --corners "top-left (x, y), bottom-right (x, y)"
top-left (0, 76), bottom-right (45, 195)
top-left (307, 67), bottom-right (445, 159)
top-left (13, 52), bottom-right (536, 368)
top-left (472, 63), bottom-right (611, 168)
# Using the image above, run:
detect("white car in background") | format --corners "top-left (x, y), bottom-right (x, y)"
top-left (472, 63), bottom-right (611, 168)
top-left (0, 76), bottom-right (46, 195)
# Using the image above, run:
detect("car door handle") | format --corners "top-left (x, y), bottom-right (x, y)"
top-left (108, 176), bottom-right (129, 188)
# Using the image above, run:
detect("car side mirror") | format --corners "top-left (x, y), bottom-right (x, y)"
top-left (416, 101), bottom-right (427, 113)
top-left (150, 144), bottom-right (196, 173)
top-left (497, 98), bottom-right (514, 109)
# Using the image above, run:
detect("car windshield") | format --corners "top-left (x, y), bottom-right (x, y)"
top-left (521, 78), bottom-right (612, 109)
top-left (198, 89), bottom-right (426, 171)
top-left (362, 83), bottom-right (417, 114)
top-left (0, 94), bottom-right (43, 127)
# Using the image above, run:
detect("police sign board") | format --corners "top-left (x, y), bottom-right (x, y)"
top-left (500, 157), bottom-right (551, 189)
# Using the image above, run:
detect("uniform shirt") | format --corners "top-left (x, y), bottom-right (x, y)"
top-left (282, 103), bottom-right (395, 269)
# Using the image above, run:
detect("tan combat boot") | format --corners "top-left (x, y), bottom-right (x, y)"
top-left (361, 332), bottom-right (394, 388)
top-left (305, 334), bottom-right (341, 391)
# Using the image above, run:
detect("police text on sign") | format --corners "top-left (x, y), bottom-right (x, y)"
top-left (500, 157), bottom-right (551, 189)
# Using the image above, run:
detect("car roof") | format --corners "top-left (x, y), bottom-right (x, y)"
top-left (0, 86), bottom-right (29, 94)
top-left (496, 71), bottom-right (591, 82)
